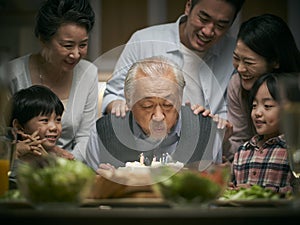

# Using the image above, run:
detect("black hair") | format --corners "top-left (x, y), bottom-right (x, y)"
top-left (10, 85), bottom-right (64, 127)
top-left (246, 73), bottom-right (280, 134)
top-left (238, 14), bottom-right (300, 72)
top-left (249, 73), bottom-right (280, 110)
top-left (34, 0), bottom-right (95, 42)
top-left (190, 0), bottom-right (245, 21)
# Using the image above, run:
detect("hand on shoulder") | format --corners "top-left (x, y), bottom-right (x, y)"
top-left (106, 100), bottom-right (128, 117)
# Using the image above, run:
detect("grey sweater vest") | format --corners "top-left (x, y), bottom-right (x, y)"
top-left (96, 106), bottom-right (216, 167)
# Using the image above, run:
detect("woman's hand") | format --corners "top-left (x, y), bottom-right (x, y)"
top-left (210, 114), bottom-right (233, 141)
top-left (49, 146), bottom-right (75, 160)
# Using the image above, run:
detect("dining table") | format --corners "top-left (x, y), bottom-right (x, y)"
top-left (1, 198), bottom-right (300, 225)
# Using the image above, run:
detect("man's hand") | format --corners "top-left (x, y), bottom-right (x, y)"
top-left (97, 163), bottom-right (115, 172)
top-left (106, 100), bottom-right (128, 117)
top-left (186, 101), bottom-right (211, 116)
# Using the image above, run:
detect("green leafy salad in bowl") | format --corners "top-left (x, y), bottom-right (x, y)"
top-left (152, 165), bottom-right (230, 205)
top-left (219, 185), bottom-right (293, 201)
top-left (17, 156), bottom-right (95, 209)
top-left (215, 185), bottom-right (293, 207)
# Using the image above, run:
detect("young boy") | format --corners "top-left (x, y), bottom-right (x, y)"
top-left (10, 85), bottom-right (74, 163)
top-left (231, 73), bottom-right (294, 193)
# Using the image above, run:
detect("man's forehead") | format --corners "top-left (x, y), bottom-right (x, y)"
top-left (132, 77), bottom-right (180, 102)
top-left (133, 76), bottom-right (178, 93)
top-left (134, 75), bottom-right (177, 85)
top-left (194, 0), bottom-right (236, 23)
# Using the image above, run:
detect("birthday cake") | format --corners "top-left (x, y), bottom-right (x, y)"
top-left (123, 153), bottom-right (184, 170)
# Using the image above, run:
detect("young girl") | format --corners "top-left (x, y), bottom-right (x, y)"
top-left (10, 85), bottom-right (74, 163)
top-left (231, 73), bottom-right (294, 193)
top-left (224, 14), bottom-right (300, 162)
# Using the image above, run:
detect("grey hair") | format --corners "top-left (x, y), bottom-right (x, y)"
top-left (124, 56), bottom-right (185, 104)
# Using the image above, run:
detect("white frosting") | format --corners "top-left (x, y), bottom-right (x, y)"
top-left (125, 161), bottom-right (147, 168)
top-left (124, 160), bottom-right (184, 169)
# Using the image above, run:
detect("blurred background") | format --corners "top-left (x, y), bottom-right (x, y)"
top-left (0, 0), bottom-right (299, 80)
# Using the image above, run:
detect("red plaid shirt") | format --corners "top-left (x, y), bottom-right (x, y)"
top-left (232, 134), bottom-right (294, 193)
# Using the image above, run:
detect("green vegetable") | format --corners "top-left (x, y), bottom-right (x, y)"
top-left (155, 168), bottom-right (222, 203)
top-left (0, 189), bottom-right (24, 201)
top-left (17, 156), bottom-right (95, 205)
top-left (219, 185), bottom-right (292, 200)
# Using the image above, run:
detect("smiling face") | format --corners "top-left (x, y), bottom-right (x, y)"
top-left (233, 39), bottom-right (278, 91)
top-left (180, 0), bottom-right (235, 52)
top-left (41, 23), bottom-right (89, 72)
top-left (22, 112), bottom-right (62, 151)
top-left (130, 74), bottom-right (181, 141)
top-left (251, 82), bottom-right (280, 141)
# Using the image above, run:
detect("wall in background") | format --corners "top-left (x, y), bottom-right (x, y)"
top-left (0, 0), bottom-right (299, 67)
top-left (0, 0), bottom-right (40, 64)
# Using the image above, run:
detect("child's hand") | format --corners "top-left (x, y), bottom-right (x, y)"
top-left (16, 130), bottom-right (48, 159)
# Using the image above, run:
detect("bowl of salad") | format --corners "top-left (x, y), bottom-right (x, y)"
top-left (152, 164), bottom-right (230, 205)
top-left (17, 156), bottom-right (95, 209)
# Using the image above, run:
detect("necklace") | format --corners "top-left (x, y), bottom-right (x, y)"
top-left (38, 60), bottom-right (52, 87)
top-left (39, 71), bottom-right (54, 89)
top-left (39, 74), bottom-right (44, 85)
top-left (38, 65), bottom-right (54, 89)
top-left (36, 54), bottom-right (47, 86)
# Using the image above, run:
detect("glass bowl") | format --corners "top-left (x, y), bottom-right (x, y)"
top-left (152, 164), bottom-right (230, 206)
top-left (17, 156), bottom-right (95, 209)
